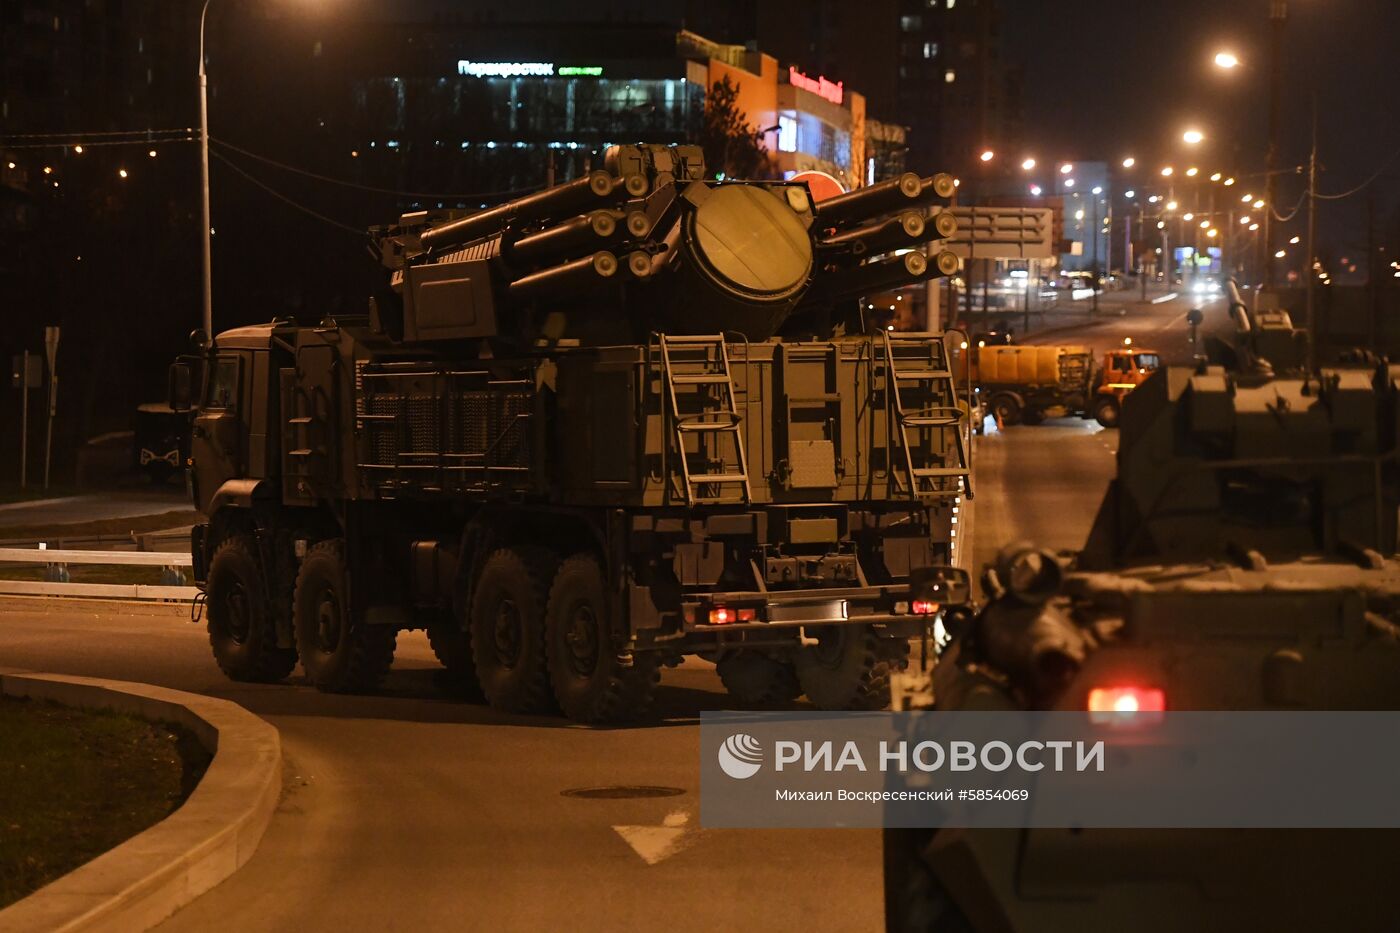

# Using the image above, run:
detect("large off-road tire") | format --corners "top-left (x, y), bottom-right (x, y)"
top-left (883, 828), bottom-right (975, 933)
top-left (471, 546), bottom-right (558, 713)
top-left (545, 553), bottom-right (659, 723)
top-left (795, 625), bottom-right (905, 711)
top-left (716, 651), bottom-right (802, 705)
top-left (989, 393), bottom-right (1022, 426)
top-left (427, 610), bottom-right (481, 696)
top-left (205, 535), bottom-right (298, 683)
top-left (1093, 395), bottom-right (1120, 428)
top-left (293, 539), bottom-right (397, 693)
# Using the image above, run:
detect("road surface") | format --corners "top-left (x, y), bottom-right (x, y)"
top-left (0, 293), bottom-right (1242, 930)
top-left (0, 597), bottom-right (880, 932)
top-left (0, 489), bottom-right (190, 530)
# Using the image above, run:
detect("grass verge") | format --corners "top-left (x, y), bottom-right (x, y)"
top-left (0, 696), bottom-right (211, 909)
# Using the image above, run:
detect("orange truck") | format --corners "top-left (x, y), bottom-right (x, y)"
top-left (955, 341), bottom-right (1160, 428)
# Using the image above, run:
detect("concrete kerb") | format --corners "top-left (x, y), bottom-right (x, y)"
top-left (0, 669), bottom-right (281, 933)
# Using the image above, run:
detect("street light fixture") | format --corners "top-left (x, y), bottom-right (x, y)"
top-left (1208, 228), bottom-right (1219, 238)
top-left (1183, 129), bottom-right (1205, 145)
top-left (1060, 163), bottom-right (1074, 175)
top-left (1224, 177), bottom-right (1236, 186)
top-left (1253, 199), bottom-right (1265, 210)
top-left (1214, 51), bottom-right (1241, 70)
top-left (1210, 172), bottom-right (1222, 182)
top-left (980, 149), bottom-right (995, 162)
top-left (1186, 167), bottom-right (1199, 177)
top-left (1166, 200), bottom-right (1178, 211)
top-left (1021, 157), bottom-right (1036, 170)
top-left (1161, 166), bottom-right (1174, 177)
top-left (1122, 157), bottom-right (1136, 168)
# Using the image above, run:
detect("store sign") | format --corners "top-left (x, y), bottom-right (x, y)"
top-left (788, 66), bottom-right (843, 105)
top-left (456, 61), bottom-right (604, 78)
top-left (457, 60), bottom-right (554, 77)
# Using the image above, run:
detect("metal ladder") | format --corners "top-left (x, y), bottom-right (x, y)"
top-left (882, 330), bottom-right (972, 500)
top-left (659, 334), bottom-right (751, 505)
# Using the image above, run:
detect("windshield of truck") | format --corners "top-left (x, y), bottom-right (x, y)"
top-left (1134, 353), bottom-right (1160, 372)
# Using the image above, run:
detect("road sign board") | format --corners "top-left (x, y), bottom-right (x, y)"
top-left (944, 207), bottom-right (1055, 260)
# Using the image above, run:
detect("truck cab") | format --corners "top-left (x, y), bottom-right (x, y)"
top-left (1091, 344), bottom-right (1160, 427)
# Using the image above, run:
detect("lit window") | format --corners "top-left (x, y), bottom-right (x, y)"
top-left (923, 42), bottom-right (939, 59)
top-left (777, 114), bottom-right (798, 153)
top-left (944, 69), bottom-right (956, 84)
top-left (900, 15), bottom-right (922, 30)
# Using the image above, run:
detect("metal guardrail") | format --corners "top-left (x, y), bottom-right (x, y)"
top-left (0, 546), bottom-right (197, 602)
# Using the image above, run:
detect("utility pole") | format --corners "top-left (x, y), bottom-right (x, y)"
top-left (1264, 0), bottom-right (1287, 288)
top-left (43, 326), bottom-right (59, 490)
top-left (198, 0), bottom-right (215, 340)
top-left (19, 350), bottom-right (30, 489)
top-left (1139, 204), bottom-right (1149, 302)
top-left (1304, 96), bottom-right (1319, 373)
top-left (1090, 195), bottom-right (1100, 316)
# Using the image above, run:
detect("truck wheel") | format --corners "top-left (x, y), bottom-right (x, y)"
top-left (884, 828), bottom-right (975, 933)
top-left (545, 553), bottom-right (659, 723)
top-left (795, 625), bottom-right (897, 710)
top-left (294, 539), bottom-right (397, 693)
top-left (716, 651), bottom-right (802, 705)
top-left (1093, 396), bottom-right (1120, 428)
top-left (206, 535), bottom-right (298, 683)
top-left (471, 546), bottom-right (557, 714)
top-left (426, 614), bottom-right (481, 696)
top-left (989, 394), bottom-right (1022, 426)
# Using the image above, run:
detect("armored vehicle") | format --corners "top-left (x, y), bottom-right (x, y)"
top-left (886, 285), bottom-right (1400, 931)
top-left (174, 145), bottom-right (974, 722)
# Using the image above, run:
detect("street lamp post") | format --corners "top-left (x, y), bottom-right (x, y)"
top-left (198, 0), bottom-right (214, 340)
top-left (1265, 1), bottom-right (1287, 288)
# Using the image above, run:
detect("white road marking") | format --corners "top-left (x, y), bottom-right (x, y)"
top-left (613, 809), bottom-right (696, 865)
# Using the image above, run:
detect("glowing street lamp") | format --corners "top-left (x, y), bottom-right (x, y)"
top-left (1166, 200), bottom-right (1178, 211)
top-left (1185, 167), bottom-right (1199, 177)
top-left (1275, 250), bottom-right (1287, 259)
top-left (1183, 129), bottom-right (1205, 145)
top-left (1210, 172), bottom-right (1222, 182)
top-left (1021, 157), bottom-right (1036, 170)
top-left (1253, 199), bottom-right (1265, 210)
top-left (1199, 220), bottom-right (1210, 229)
top-left (1223, 177), bottom-right (1236, 186)
top-left (1122, 157), bottom-right (1136, 168)
top-left (1161, 166), bottom-right (1174, 177)
top-left (1060, 162), bottom-right (1074, 175)
top-left (1290, 235), bottom-right (1301, 244)
top-left (1030, 184), bottom-right (1043, 196)
top-left (980, 149), bottom-right (995, 162)
top-left (1207, 228), bottom-right (1219, 238)
top-left (1214, 51), bottom-right (1241, 70)
top-left (1184, 212), bottom-right (1195, 221)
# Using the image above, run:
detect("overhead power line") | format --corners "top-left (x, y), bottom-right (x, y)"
top-left (0, 127), bottom-right (196, 140)
top-left (1314, 144), bottom-right (1400, 201)
top-left (0, 136), bottom-right (196, 150)
top-left (210, 136), bottom-right (539, 202)
top-left (210, 149), bottom-right (364, 235)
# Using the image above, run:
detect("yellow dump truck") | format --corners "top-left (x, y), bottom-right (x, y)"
top-left (956, 344), bottom-right (1096, 425)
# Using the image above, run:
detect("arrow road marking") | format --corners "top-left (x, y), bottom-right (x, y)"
top-left (613, 809), bottom-right (696, 865)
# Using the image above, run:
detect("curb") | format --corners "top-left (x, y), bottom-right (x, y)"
top-left (0, 670), bottom-right (281, 933)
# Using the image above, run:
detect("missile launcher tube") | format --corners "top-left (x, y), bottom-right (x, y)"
top-left (421, 171), bottom-right (648, 252)
top-left (814, 172), bottom-right (956, 228)
top-left (508, 251), bottom-right (620, 304)
top-left (819, 211), bottom-right (927, 256)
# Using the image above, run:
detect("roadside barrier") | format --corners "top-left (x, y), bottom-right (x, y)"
top-left (0, 545), bottom-right (197, 601)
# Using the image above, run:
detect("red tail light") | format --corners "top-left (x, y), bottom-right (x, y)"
top-left (911, 600), bottom-right (940, 615)
top-left (1087, 686), bottom-right (1165, 725)
top-left (708, 607), bottom-right (757, 625)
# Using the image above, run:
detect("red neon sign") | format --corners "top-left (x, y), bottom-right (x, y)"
top-left (788, 66), bottom-right (844, 105)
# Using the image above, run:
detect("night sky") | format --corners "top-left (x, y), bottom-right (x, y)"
top-left (1003, 0), bottom-right (1400, 252)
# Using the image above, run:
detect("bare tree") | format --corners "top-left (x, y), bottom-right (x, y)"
top-left (698, 76), bottom-right (769, 180)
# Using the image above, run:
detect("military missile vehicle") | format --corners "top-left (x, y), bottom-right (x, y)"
top-left (173, 144), bottom-right (974, 723)
top-left (885, 284), bottom-right (1400, 930)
